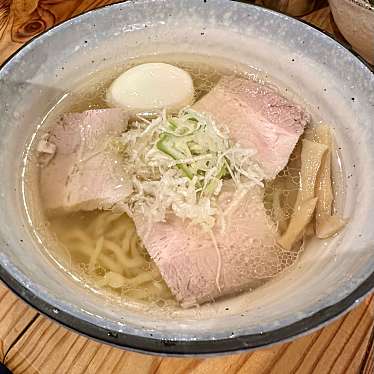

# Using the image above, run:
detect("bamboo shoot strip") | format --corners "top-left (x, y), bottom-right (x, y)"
top-left (314, 125), bottom-right (346, 238)
top-left (279, 139), bottom-right (327, 250)
top-left (278, 198), bottom-right (317, 250)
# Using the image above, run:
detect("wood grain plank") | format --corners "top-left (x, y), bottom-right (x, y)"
top-left (294, 297), bottom-right (372, 374)
top-left (4, 301), bottom-right (373, 374)
top-left (0, 0), bottom-right (11, 39)
top-left (310, 299), bottom-right (372, 373)
top-left (153, 353), bottom-right (252, 374)
top-left (4, 317), bottom-right (160, 374)
top-left (0, 283), bottom-right (38, 362)
top-left (153, 357), bottom-right (202, 374)
top-left (237, 344), bottom-right (290, 374)
top-left (0, 0), bottom-right (120, 63)
top-left (261, 330), bottom-right (323, 373)
top-left (330, 296), bottom-right (374, 374)
top-left (302, 5), bottom-right (333, 34)
top-left (362, 325), bottom-right (374, 374)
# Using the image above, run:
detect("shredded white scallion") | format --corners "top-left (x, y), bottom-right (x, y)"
top-left (111, 107), bottom-right (265, 229)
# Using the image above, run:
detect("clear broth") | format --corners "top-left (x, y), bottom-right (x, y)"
top-left (23, 53), bottom-right (343, 307)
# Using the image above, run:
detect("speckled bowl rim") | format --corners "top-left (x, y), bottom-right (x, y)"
top-left (0, 0), bottom-right (373, 356)
top-left (346, 0), bottom-right (374, 12)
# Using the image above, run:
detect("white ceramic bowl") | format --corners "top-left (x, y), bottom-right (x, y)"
top-left (329, 0), bottom-right (374, 64)
top-left (0, 0), bottom-right (373, 355)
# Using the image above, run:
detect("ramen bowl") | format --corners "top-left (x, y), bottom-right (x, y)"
top-left (0, 0), bottom-right (373, 355)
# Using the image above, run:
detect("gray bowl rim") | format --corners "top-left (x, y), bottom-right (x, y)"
top-left (345, 0), bottom-right (374, 12)
top-left (0, 0), bottom-right (373, 356)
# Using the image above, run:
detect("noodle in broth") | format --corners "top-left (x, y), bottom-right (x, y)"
top-left (49, 211), bottom-right (174, 303)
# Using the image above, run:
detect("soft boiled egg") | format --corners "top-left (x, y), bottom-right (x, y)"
top-left (106, 63), bottom-right (194, 115)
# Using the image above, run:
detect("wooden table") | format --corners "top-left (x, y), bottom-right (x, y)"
top-left (0, 1), bottom-right (373, 373)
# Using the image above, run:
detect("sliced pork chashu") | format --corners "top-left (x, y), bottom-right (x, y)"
top-left (134, 77), bottom-right (308, 306)
top-left (39, 109), bottom-right (131, 214)
top-left (193, 77), bottom-right (308, 179)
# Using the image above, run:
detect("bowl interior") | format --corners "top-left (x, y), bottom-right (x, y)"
top-left (0, 0), bottom-right (373, 353)
top-left (329, 0), bottom-right (374, 64)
